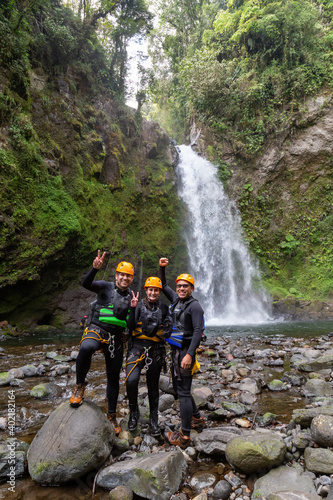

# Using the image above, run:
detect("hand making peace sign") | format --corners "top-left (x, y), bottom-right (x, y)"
top-left (93, 249), bottom-right (106, 270)
top-left (131, 291), bottom-right (139, 308)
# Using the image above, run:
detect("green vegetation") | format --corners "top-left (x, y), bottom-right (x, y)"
top-left (144, 0), bottom-right (333, 301)
top-left (0, 0), bottom-right (181, 322)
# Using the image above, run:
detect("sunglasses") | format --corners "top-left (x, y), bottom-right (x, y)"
top-left (176, 284), bottom-right (190, 289)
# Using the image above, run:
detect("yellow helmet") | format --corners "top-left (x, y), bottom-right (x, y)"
top-left (144, 277), bottom-right (162, 289)
top-left (176, 273), bottom-right (195, 288)
top-left (116, 261), bottom-right (134, 276)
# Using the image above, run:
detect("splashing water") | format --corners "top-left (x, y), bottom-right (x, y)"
top-left (176, 145), bottom-right (272, 325)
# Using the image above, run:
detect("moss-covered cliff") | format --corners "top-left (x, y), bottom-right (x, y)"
top-left (190, 92), bottom-right (333, 306)
top-left (0, 3), bottom-right (186, 327)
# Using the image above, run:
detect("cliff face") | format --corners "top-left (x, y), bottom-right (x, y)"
top-left (190, 93), bottom-right (333, 310)
top-left (0, 66), bottom-right (181, 328)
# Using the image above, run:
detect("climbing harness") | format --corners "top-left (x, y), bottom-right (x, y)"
top-left (124, 346), bottom-right (152, 384)
top-left (81, 326), bottom-right (119, 359)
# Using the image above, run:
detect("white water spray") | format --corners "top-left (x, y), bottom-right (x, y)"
top-left (176, 145), bottom-right (272, 325)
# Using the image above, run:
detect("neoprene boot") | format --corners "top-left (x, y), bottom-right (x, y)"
top-left (149, 409), bottom-right (161, 437)
top-left (165, 429), bottom-right (191, 449)
top-left (128, 404), bottom-right (140, 431)
top-left (107, 413), bottom-right (121, 435)
top-left (191, 415), bottom-right (206, 431)
top-left (70, 384), bottom-right (86, 407)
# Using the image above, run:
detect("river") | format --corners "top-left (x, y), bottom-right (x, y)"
top-left (1, 320), bottom-right (333, 499)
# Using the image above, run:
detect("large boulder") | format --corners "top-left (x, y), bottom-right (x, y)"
top-left (97, 449), bottom-right (187, 500)
top-left (311, 414), bottom-right (333, 447)
top-left (225, 431), bottom-right (286, 474)
top-left (193, 427), bottom-right (242, 455)
top-left (252, 465), bottom-right (320, 499)
top-left (292, 405), bottom-right (333, 427)
top-left (27, 400), bottom-right (115, 484)
top-left (304, 447), bottom-right (333, 474)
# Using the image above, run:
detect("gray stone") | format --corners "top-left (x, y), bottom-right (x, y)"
top-left (8, 368), bottom-right (25, 379)
top-left (267, 379), bottom-right (288, 391)
top-left (109, 485), bottom-right (133, 500)
top-left (225, 431), bottom-right (286, 474)
top-left (268, 493), bottom-right (321, 500)
top-left (213, 480), bottom-right (232, 500)
top-left (304, 447), bottom-right (333, 474)
top-left (311, 414), bottom-right (333, 447)
top-left (192, 386), bottom-right (214, 402)
top-left (298, 353), bottom-right (333, 372)
top-left (292, 405), bottom-right (333, 427)
top-left (20, 364), bottom-right (38, 377)
top-left (303, 379), bottom-right (333, 397)
top-left (193, 427), bottom-right (242, 455)
top-left (0, 438), bottom-right (29, 482)
top-left (28, 400), bottom-right (115, 484)
top-left (97, 450), bottom-right (187, 500)
top-left (189, 471), bottom-right (217, 492)
top-left (208, 408), bottom-right (230, 420)
top-left (30, 382), bottom-right (63, 399)
top-left (159, 394), bottom-right (175, 412)
top-left (281, 372), bottom-right (306, 386)
top-left (159, 375), bottom-right (176, 396)
top-left (220, 401), bottom-right (251, 415)
top-left (0, 372), bottom-right (13, 386)
top-left (252, 465), bottom-right (319, 499)
top-left (239, 378), bottom-right (261, 394)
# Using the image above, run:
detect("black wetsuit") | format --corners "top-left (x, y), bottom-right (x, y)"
top-left (159, 266), bottom-right (204, 436)
top-left (126, 299), bottom-right (171, 418)
top-left (76, 267), bottom-right (131, 415)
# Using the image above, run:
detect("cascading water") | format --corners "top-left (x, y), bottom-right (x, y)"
top-left (176, 145), bottom-right (272, 325)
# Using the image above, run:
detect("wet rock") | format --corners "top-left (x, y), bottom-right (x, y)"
top-left (159, 375), bottom-right (176, 396)
top-left (192, 386), bottom-right (214, 402)
top-left (238, 377), bottom-right (261, 394)
top-left (257, 412), bottom-right (277, 427)
top-left (21, 364), bottom-right (38, 377)
top-left (213, 479), bottom-right (232, 500)
top-left (8, 368), bottom-right (25, 379)
top-left (239, 391), bottom-right (257, 405)
top-left (49, 364), bottom-right (71, 376)
top-left (281, 372), bottom-right (307, 386)
top-left (292, 405), bottom-right (333, 427)
top-left (30, 382), bottom-right (63, 399)
top-left (224, 470), bottom-right (243, 488)
top-left (298, 353), bottom-right (333, 372)
top-left (159, 394), bottom-right (175, 412)
top-left (208, 408), bottom-right (229, 420)
top-left (52, 354), bottom-right (72, 363)
top-left (311, 414), bottom-right (333, 447)
top-left (267, 379), bottom-right (288, 391)
top-left (193, 494), bottom-right (208, 500)
top-left (303, 378), bottom-right (333, 397)
top-left (109, 484), bottom-right (133, 500)
top-left (28, 400), bottom-right (115, 484)
top-left (252, 465), bottom-right (319, 498)
top-left (0, 438), bottom-right (29, 482)
top-left (97, 449), bottom-right (187, 500)
top-left (225, 431), bottom-right (286, 474)
top-left (268, 493), bottom-right (320, 500)
top-left (304, 447), bottom-right (333, 474)
top-left (220, 401), bottom-right (251, 416)
top-left (189, 471), bottom-right (218, 492)
top-left (193, 427), bottom-right (242, 455)
top-left (0, 372), bottom-right (13, 386)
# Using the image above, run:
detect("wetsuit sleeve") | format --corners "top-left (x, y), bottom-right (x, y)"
top-left (187, 302), bottom-right (204, 358)
top-left (158, 266), bottom-right (178, 303)
top-left (127, 302), bottom-right (142, 332)
top-left (82, 267), bottom-right (107, 292)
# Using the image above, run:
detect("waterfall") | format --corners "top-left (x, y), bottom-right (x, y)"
top-left (176, 145), bottom-right (272, 325)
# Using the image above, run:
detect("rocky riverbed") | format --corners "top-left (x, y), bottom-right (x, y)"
top-left (1, 327), bottom-right (333, 499)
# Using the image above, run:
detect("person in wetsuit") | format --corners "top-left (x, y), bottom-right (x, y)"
top-left (70, 250), bottom-right (134, 431)
top-left (125, 277), bottom-right (172, 436)
top-left (158, 257), bottom-right (206, 448)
